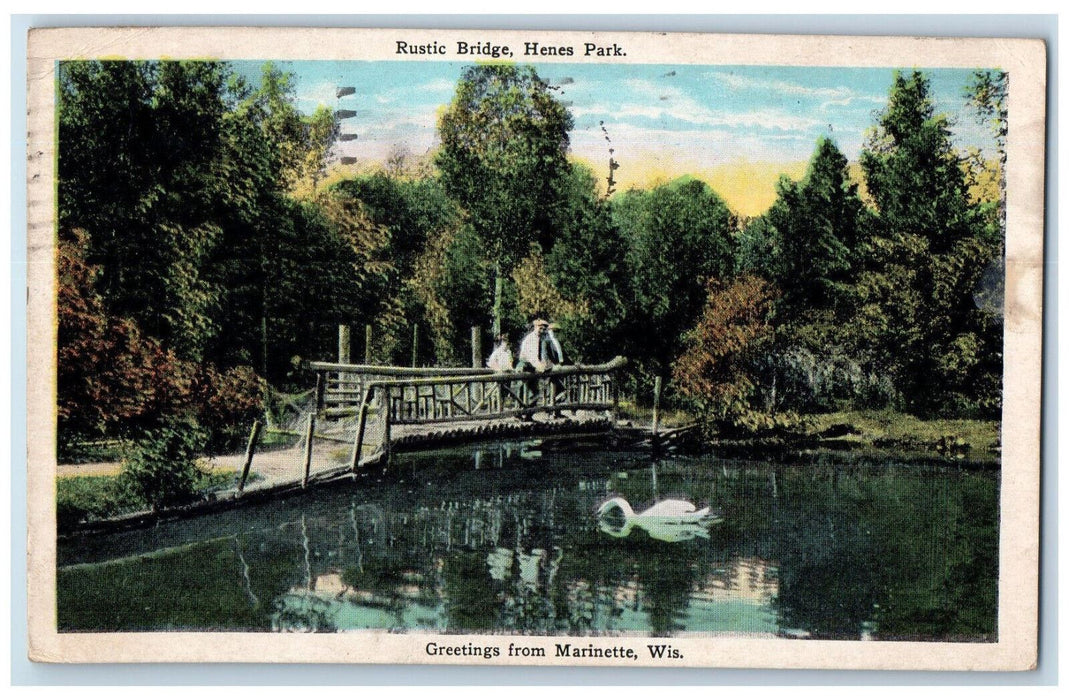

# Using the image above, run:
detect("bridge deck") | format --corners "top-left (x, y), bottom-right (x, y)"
top-left (215, 410), bottom-right (616, 496)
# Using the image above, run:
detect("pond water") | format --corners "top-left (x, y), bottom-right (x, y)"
top-left (57, 440), bottom-right (999, 641)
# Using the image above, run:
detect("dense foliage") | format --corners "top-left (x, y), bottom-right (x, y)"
top-left (436, 64), bottom-right (575, 335)
top-left (57, 61), bottom-right (1004, 464)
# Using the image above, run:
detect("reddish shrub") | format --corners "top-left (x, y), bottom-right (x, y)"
top-left (672, 275), bottom-right (777, 423)
top-left (58, 228), bottom-right (195, 439)
top-left (58, 228), bottom-right (265, 451)
top-left (191, 364), bottom-right (267, 450)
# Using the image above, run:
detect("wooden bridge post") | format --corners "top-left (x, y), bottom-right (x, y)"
top-left (471, 325), bottom-right (482, 369)
top-left (492, 275), bottom-right (503, 336)
top-left (365, 324), bottom-right (374, 364)
top-left (411, 324), bottom-right (419, 368)
top-left (652, 376), bottom-right (662, 440)
top-left (383, 408), bottom-right (392, 464)
top-left (314, 371), bottom-right (325, 412)
top-left (338, 325), bottom-right (351, 364)
top-left (238, 419), bottom-right (262, 493)
top-left (612, 366), bottom-right (620, 413)
top-left (301, 413), bottom-right (316, 489)
top-left (352, 398), bottom-right (370, 473)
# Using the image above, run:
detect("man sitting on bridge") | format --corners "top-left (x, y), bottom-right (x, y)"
top-left (516, 319), bottom-right (564, 373)
top-left (515, 319), bottom-right (565, 413)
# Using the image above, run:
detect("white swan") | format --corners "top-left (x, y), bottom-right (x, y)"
top-left (596, 496), bottom-right (722, 542)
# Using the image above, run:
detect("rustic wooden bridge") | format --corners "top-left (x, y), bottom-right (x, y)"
top-left (311, 355), bottom-right (627, 465)
top-left (227, 357), bottom-right (629, 494)
top-left (62, 359), bottom-right (631, 535)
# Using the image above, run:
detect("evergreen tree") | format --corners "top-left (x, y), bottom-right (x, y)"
top-left (735, 215), bottom-right (778, 279)
top-left (769, 137), bottom-right (864, 322)
top-left (738, 137), bottom-right (870, 412)
top-left (859, 71), bottom-right (1002, 416)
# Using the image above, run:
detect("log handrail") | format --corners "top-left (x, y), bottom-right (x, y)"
top-left (362, 356), bottom-right (626, 389)
top-left (306, 361), bottom-right (493, 376)
top-left (310, 356), bottom-right (626, 414)
top-left (337, 357), bottom-right (627, 466)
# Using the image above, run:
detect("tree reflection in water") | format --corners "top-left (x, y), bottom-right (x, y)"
top-left (57, 443), bottom-right (998, 640)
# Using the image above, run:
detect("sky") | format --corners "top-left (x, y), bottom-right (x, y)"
top-left (232, 60), bottom-right (998, 216)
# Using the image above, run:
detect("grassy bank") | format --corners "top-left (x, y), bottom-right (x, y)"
top-left (57, 470), bottom-right (243, 530)
top-left (619, 402), bottom-right (1000, 463)
top-left (56, 408), bottom-right (1000, 530)
top-left (801, 410), bottom-right (1000, 453)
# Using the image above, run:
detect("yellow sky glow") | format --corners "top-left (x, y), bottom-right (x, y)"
top-left (324, 153), bottom-right (876, 222)
top-left (573, 155), bottom-right (808, 219)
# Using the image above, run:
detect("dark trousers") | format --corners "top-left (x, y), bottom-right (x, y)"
top-left (516, 361), bottom-right (540, 403)
top-left (516, 362), bottom-right (565, 408)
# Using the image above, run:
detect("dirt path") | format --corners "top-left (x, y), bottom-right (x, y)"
top-left (57, 413), bottom-right (618, 487)
top-left (56, 456), bottom-right (249, 479)
top-left (57, 443), bottom-right (351, 485)
top-left (56, 461), bottom-right (127, 478)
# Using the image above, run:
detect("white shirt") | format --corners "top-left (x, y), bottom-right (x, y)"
top-left (517, 328), bottom-right (563, 371)
top-left (487, 343), bottom-right (514, 372)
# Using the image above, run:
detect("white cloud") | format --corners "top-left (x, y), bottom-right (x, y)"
top-left (415, 77), bottom-right (458, 94)
top-left (606, 78), bottom-right (827, 133)
top-left (586, 100), bottom-right (824, 134)
top-left (820, 95), bottom-right (887, 110)
top-left (571, 121), bottom-right (817, 165)
top-left (295, 80), bottom-right (341, 109)
top-left (709, 71), bottom-right (878, 102)
top-left (707, 109), bottom-right (825, 132)
top-left (299, 77), bottom-right (455, 112)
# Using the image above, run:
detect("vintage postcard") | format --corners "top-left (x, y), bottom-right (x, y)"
top-left (25, 27), bottom-right (1045, 670)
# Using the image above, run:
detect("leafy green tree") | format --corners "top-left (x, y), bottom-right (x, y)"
top-left (57, 59), bottom-right (343, 433)
top-left (58, 60), bottom-right (231, 362)
top-left (437, 226), bottom-right (497, 363)
top-left (612, 177), bottom-right (737, 386)
top-left (248, 64), bottom-right (340, 194)
top-left (859, 71), bottom-right (1002, 416)
top-left (331, 174), bottom-right (464, 364)
top-left (202, 64), bottom-right (346, 379)
top-left (543, 163), bottom-right (631, 364)
top-left (963, 70), bottom-right (1008, 324)
top-left (512, 247), bottom-right (584, 324)
top-left (333, 173), bottom-right (459, 274)
top-left (965, 70), bottom-right (1008, 226)
top-left (436, 64), bottom-right (574, 334)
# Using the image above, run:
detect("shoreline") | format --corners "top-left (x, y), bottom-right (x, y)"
top-left (56, 410), bottom-right (1000, 536)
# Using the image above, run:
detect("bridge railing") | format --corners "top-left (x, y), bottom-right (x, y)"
top-left (343, 357), bottom-right (627, 466)
top-left (373, 356), bottom-right (626, 424)
top-left (307, 361), bottom-right (494, 417)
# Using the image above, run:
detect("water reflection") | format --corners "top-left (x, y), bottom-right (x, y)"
top-left (56, 441), bottom-right (998, 641)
